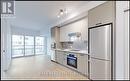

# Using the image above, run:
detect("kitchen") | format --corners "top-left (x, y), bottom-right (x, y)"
top-left (1, 1), bottom-right (129, 80)
top-left (50, 1), bottom-right (129, 80)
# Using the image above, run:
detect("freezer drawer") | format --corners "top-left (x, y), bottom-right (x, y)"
top-left (90, 57), bottom-right (111, 80)
top-left (89, 24), bottom-right (111, 60)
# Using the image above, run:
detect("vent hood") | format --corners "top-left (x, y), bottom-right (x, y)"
top-left (68, 32), bottom-right (81, 37)
top-left (68, 32), bottom-right (81, 41)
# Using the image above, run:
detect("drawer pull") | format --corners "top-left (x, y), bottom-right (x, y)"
top-left (124, 9), bottom-right (130, 12)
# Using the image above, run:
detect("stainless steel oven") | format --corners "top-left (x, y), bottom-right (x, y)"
top-left (67, 54), bottom-right (77, 68)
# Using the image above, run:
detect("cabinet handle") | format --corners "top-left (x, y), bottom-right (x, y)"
top-left (96, 23), bottom-right (102, 25)
top-left (124, 9), bottom-right (130, 12)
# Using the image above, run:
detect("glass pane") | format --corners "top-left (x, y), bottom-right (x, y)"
top-left (12, 35), bottom-right (24, 57)
top-left (25, 36), bottom-right (34, 45)
top-left (12, 45), bottom-right (24, 50)
top-left (35, 37), bottom-right (44, 45)
top-left (25, 45), bottom-right (34, 49)
top-left (12, 49), bottom-right (24, 57)
top-left (35, 46), bottom-right (44, 54)
top-left (12, 35), bottom-right (24, 46)
top-left (25, 36), bottom-right (34, 56)
top-left (25, 48), bottom-right (34, 56)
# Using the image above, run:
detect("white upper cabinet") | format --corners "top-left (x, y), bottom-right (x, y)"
top-left (60, 26), bottom-right (70, 42)
top-left (88, 1), bottom-right (115, 27)
top-left (60, 17), bottom-right (88, 42)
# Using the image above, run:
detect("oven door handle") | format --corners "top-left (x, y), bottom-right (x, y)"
top-left (67, 57), bottom-right (77, 60)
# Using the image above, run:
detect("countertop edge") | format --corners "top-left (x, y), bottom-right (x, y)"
top-left (52, 49), bottom-right (89, 55)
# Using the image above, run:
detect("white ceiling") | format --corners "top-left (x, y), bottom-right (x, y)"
top-left (9, 1), bottom-right (90, 31)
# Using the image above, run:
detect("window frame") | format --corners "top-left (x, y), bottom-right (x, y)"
top-left (11, 35), bottom-right (46, 58)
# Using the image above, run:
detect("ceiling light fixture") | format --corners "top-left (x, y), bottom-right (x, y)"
top-left (60, 9), bottom-right (64, 15)
top-left (57, 9), bottom-right (68, 18)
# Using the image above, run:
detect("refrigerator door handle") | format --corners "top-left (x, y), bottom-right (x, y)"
top-left (90, 57), bottom-right (110, 61)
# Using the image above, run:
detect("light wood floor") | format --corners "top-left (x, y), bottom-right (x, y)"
top-left (2, 55), bottom-right (88, 80)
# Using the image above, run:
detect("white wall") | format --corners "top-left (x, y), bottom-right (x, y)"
top-left (116, 1), bottom-right (129, 80)
top-left (1, 19), bottom-right (12, 78)
top-left (39, 26), bottom-right (51, 55)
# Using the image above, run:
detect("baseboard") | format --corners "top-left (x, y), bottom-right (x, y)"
top-left (51, 60), bottom-right (57, 63)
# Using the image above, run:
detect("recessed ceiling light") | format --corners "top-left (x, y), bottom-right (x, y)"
top-left (57, 9), bottom-right (67, 18)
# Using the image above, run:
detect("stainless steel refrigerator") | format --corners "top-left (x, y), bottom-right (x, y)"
top-left (88, 23), bottom-right (113, 80)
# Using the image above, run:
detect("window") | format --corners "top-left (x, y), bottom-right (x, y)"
top-left (35, 37), bottom-right (45, 55)
top-left (25, 36), bottom-right (34, 56)
top-left (12, 35), bottom-right (24, 57)
top-left (12, 35), bottom-right (46, 57)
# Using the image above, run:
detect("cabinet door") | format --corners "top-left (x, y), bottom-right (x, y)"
top-left (90, 58), bottom-right (111, 80)
top-left (60, 27), bottom-right (69, 42)
top-left (56, 51), bottom-right (64, 64)
top-left (88, 1), bottom-right (115, 27)
top-left (63, 53), bottom-right (67, 66)
top-left (59, 27), bottom-right (64, 42)
top-left (60, 17), bottom-right (88, 42)
top-left (77, 54), bottom-right (88, 76)
top-left (80, 18), bottom-right (88, 41)
top-left (56, 51), bottom-right (61, 63)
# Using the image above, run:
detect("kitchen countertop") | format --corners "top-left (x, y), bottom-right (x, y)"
top-left (54, 49), bottom-right (89, 55)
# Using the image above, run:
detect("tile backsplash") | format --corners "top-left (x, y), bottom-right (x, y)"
top-left (61, 40), bottom-right (88, 50)
top-left (61, 42), bottom-right (73, 49)
top-left (72, 40), bottom-right (88, 50)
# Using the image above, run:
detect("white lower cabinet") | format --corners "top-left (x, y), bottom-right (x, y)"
top-left (56, 51), bottom-right (64, 64)
top-left (56, 51), bottom-right (67, 65)
top-left (56, 50), bottom-right (88, 76)
top-left (77, 54), bottom-right (88, 76)
top-left (62, 53), bottom-right (67, 66)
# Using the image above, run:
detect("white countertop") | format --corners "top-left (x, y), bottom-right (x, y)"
top-left (54, 49), bottom-right (89, 55)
